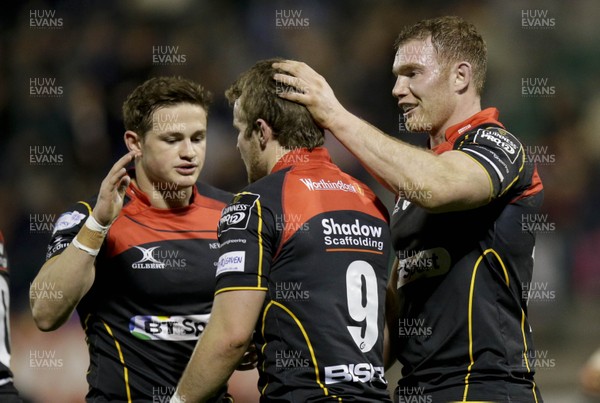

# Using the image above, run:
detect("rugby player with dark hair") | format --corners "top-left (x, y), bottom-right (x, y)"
top-left (30, 76), bottom-right (240, 402)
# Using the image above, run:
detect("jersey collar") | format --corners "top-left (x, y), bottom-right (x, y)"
top-left (431, 107), bottom-right (504, 154)
top-left (271, 147), bottom-right (333, 173)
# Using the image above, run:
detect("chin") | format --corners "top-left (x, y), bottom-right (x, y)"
top-left (176, 176), bottom-right (198, 187)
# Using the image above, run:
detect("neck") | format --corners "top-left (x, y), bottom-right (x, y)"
top-left (266, 143), bottom-right (292, 174)
top-left (429, 96), bottom-right (481, 148)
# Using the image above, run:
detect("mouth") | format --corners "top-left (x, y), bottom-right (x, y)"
top-left (400, 103), bottom-right (418, 117)
top-left (175, 164), bottom-right (198, 175)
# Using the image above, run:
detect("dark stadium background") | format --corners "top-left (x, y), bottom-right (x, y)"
top-left (1, 1), bottom-right (599, 401)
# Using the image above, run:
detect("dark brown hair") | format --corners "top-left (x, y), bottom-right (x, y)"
top-left (122, 76), bottom-right (212, 136)
top-left (225, 58), bottom-right (324, 150)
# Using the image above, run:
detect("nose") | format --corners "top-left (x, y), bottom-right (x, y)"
top-left (180, 138), bottom-right (195, 160)
top-left (392, 75), bottom-right (409, 100)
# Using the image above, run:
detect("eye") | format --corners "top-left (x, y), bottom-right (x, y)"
top-left (191, 133), bottom-right (206, 143)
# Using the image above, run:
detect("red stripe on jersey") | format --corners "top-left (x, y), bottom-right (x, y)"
top-left (106, 185), bottom-right (226, 257)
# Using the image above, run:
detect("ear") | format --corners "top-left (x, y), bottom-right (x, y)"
top-left (453, 61), bottom-right (472, 93)
top-left (124, 130), bottom-right (143, 153)
top-left (255, 119), bottom-right (274, 150)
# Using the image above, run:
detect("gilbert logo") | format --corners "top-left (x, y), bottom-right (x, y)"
top-left (131, 246), bottom-right (187, 269)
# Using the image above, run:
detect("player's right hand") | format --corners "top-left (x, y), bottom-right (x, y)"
top-left (92, 151), bottom-right (139, 226)
top-left (272, 60), bottom-right (346, 131)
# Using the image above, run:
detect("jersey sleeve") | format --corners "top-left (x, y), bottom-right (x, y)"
top-left (214, 191), bottom-right (275, 294)
top-left (456, 126), bottom-right (525, 198)
top-left (45, 201), bottom-right (93, 261)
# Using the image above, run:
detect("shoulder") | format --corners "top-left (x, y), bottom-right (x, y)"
top-left (459, 125), bottom-right (523, 158)
top-left (196, 181), bottom-right (234, 204)
top-left (53, 197), bottom-right (97, 234)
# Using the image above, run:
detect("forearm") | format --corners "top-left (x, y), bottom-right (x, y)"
top-left (30, 245), bottom-right (96, 331)
top-left (328, 111), bottom-right (489, 211)
top-left (175, 324), bottom-right (250, 402)
top-left (175, 290), bottom-right (265, 402)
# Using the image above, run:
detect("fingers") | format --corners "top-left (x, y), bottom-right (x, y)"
top-left (93, 151), bottom-right (138, 225)
top-left (105, 151), bottom-right (138, 190)
top-left (117, 175), bottom-right (131, 196)
top-left (273, 71), bottom-right (311, 104)
top-left (272, 60), bottom-right (306, 75)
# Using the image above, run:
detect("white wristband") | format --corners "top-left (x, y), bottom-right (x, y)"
top-left (72, 237), bottom-right (100, 257)
top-left (170, 390), bottom-right (185, 403)
top-left (86, 215), bottom-right (111, 234)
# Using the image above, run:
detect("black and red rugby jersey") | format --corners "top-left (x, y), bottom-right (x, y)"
top-left (46, 174), bottom-right (233, 402)
top-left (391, 108), bottom-right (544, 402)
top-left (216, 148), bottom-right (393, 402)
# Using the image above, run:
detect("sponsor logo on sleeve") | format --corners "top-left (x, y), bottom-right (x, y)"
top-left (129, 314), bottom-right (210, 341)
top-left (216, 251), bottom-right (246, 276)
top-left (46, 236), bottom-right (70, 260)
top-left (219, 193), bottom-right (260, 233)
top-left (473, 127), bottom-right (522, 164)
top-left (396, 248), bottom-right (451, 288)
top-left (52, 211), bottom-right (86, 234)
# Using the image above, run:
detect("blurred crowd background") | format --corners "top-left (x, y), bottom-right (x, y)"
top-left (1, 0), bottom-right (599, 401)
